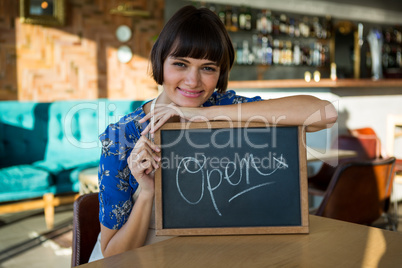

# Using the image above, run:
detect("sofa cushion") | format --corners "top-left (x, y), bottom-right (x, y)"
top-left (33, 100), bottom-right (142, 173)
top-left (52, 161), bottom-right (99, 193)
top-left (0, 103), bottom-right (50, 168)
top-left (0, 165), bottom-right (52, 202)
top-left (0, 100), bottom-right (143, 203)
top-left (32, 159), bottom-right (99, 174)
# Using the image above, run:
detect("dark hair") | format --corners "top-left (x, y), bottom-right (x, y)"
top-left (150, 5), bottom-right (234, 93)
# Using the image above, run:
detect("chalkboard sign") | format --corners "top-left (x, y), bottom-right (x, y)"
top-left (154, 122), bottom-right (308, 236)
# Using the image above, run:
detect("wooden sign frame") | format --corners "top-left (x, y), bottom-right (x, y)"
top-left (154, 121), bottom-right (309, 236)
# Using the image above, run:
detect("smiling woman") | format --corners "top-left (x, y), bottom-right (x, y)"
top-left (88, 5), bottom-right (337, 263)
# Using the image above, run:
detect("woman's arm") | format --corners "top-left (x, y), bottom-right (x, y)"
top-left (100, 191), bottom-right (154, 257)
top-left (140, 95), bottom-right (337, 134)
top-left (100, 136), bottom-right (161, 258)
top-left (203, 95), bottom-right (337, 132)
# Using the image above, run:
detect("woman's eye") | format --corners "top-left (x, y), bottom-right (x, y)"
top-left (173, 62), bottom-right (186, 67)
top-left (204, 66), bottom-right (217, 72)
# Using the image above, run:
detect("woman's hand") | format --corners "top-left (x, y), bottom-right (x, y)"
top-left (127, 136), bottom-right (161, 196)
top-left (139, 103), bottom-right (207, 136)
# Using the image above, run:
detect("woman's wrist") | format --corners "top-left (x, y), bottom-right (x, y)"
top-left (197, 106), bottom-right (217, 121)
top-left (137, 188), bottom-right (155, 201)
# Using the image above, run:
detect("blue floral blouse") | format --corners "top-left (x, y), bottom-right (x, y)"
top-left (98, 90), bottom-right (262, 230)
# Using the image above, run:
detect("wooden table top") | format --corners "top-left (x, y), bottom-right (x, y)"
top-left (81, 215), bottom-right (402, 267)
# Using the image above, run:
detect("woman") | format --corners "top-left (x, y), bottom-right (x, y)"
top-left (89, 5), bottom-right (337, 261)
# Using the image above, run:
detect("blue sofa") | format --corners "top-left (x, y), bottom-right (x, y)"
top-left (0, 99), bottom-right (143, 227)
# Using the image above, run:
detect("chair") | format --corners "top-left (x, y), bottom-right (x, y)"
top-left (314, 157), bottom-right (397, 230)
top-left (348, 127), bottom-right (383, 158)
top-left (71, 193), bottom-right (100, 267)
top-left (386, 114), bottom-right (402, 213)
top-left (308, 127), bottom-right (382, 196)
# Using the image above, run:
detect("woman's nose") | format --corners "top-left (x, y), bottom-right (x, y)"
top-left (184, 69), bottom-right (200, 88)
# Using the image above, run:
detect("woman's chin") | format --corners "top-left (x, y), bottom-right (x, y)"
top-left (174, 98), bottom-right (204, 108)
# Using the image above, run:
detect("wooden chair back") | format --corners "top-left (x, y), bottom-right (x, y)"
top-left (71, 193), bottom-right (100, 267)
top-left (315, 157), bottom-right (396, 225)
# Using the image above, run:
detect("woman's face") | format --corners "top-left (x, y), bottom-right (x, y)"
top-left (160, 56), bottom-right (220, 107)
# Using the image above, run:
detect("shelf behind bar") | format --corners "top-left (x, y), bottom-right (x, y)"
top-left (228, 78), bottom-right (402, 89)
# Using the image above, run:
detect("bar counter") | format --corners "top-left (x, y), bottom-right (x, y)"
top-left (228, 78), bottom-right (402, 89)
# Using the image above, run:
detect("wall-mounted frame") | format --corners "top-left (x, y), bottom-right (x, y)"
top-left (20, 0), bottom-right (65, 26)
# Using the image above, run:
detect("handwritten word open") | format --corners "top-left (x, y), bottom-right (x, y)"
top-left (176, 154), bottom-right (289, 216)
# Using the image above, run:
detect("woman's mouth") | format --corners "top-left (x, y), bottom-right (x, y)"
top-left (177, 87), bottom-right (203, 98)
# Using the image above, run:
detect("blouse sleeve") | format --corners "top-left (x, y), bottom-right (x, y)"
top-left (98, 114), bottom-right (142, 230)
top-left (202, 90), bottom-right (263, 107)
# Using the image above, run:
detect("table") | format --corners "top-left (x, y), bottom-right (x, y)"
top-left (78, 167), bottom-right (99, 194)
top-left (80, 215), bottom-right (402, 267)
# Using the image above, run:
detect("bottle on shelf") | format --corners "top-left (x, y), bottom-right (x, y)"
top-left (231, 7), bottom-right (239, 32)
top-left (258, 9), bottom-right (272, 35)
top-left (313, 42), bottom-right (321, 66)
top-left (272, 14), bottom-right (280, 36)
top-left (321, 44), bottom-right (329, 66)
top-left (252, 34), bottom-right (260, 65)
top-left (236, 42), bottom-right (243, 65)
top-left (324, 15), bottom-right (333, 39)
top-left (207, 3), bottom-right (217, 14)
top-left (383, 44), bottom-right (390, 69)
top-left (279, 14), bottom-right (288, 35)
top-left (225, 6), bottom-right (233, 29)
top-left (262, 36), bottom-right (273, 65)
top-left (245, 7), bottom-right (252, 31)
top-left (239, 6), bottom-right (247, 30)
top-left (288, 18), bottom-right (295, 37)
top-left (301, 45), bottom-right (311, 66)
top-left (294, 18), bottom-right (301, 38)
top-left (218, 7), bottom-right (226, 25)
top-left (272, 39), bottom-right (280, 65)
top-left (330, 62), bottom-right (337, 80)
top-left (284, 41), bottom-right (293, 65)
top-left (293, 41), bottom-right (301, 65)
top-left (309, 17), bottom-right (317, 38)
top-left (384, 28), bottom-right (392, 44)
top-left (366, 50), bottom-right (372, 69)
top-left (300, 17), bottom-right (310, 38)
top-left (321, 17), bottom-right (328, 39)
top-left (313, 17), bottom-right (322, 39)
top-left (395, 28), bottom-right (402, 44)
top-left (242, 40), bottom-right (253, 65)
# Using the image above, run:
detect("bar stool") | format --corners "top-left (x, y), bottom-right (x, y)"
top-left (386, 114), bottom-right (402, 214)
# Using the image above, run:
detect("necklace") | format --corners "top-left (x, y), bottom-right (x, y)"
top-left (150, 94), bottom-right (158, 113)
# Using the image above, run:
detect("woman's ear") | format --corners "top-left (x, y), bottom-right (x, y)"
top-left (157, 84), bottom-right (164, 93)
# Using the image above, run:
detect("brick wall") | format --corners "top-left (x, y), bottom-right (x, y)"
top-left (0, 0), bottom-right (164, 101)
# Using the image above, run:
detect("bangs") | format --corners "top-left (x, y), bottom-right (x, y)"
top-left (169, 20), bottom-right (225, 65)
